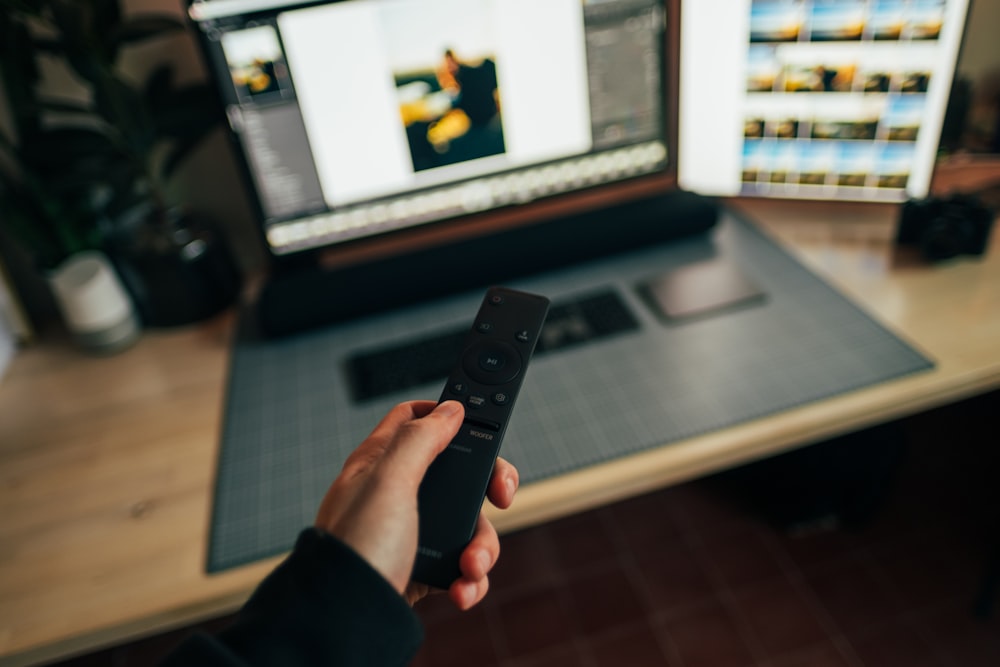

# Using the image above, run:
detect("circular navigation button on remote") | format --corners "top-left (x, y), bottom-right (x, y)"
top-left (463, 341), bottom-right (522, 384)
top-left (478, 348), bottom-right (507, 373)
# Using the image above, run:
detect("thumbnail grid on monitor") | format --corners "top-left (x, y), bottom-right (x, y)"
top-left (188, 0), bottom-right (670, 256)
top-left (745, 0), bottom-right (950, 197)
top-left (679, 0), bottom-right (969, 202)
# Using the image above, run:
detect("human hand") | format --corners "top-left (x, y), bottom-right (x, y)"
top-left (314, 400), bottom-right (519, 610)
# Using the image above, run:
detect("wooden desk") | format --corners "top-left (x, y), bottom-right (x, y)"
top-left (2, 160), bottom-right (999, 666)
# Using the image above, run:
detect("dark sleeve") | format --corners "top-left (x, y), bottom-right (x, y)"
top-left (161, 529), bottom-right (424, 667)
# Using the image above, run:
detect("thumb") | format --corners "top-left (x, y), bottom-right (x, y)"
top-left (380, 400), bottom-right (464, 484)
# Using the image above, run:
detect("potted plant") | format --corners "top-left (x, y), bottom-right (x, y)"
top-left (0, 0), bottom-right (241, 335)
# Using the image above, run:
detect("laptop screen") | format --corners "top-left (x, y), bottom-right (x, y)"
top-left (187, 0), bottom-right (675, 258)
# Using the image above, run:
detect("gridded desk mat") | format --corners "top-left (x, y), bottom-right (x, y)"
top-left (208, 212), bottom-right (933, 572)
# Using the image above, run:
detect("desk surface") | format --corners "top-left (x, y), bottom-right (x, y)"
top-left (2, 159), bottom-right (999, 666)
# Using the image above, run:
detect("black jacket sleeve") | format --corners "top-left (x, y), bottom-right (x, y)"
top-left (161, 529), bottom-right (424, 666)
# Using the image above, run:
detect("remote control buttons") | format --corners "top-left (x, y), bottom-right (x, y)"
top-left (478, 348), bottom-right (506, 372)
top-left (515, 329), bottom-right (531, 343)
top-left (463, 341), bottom-right (521, 384)
top-left (447, 381), bottom-right (469, 396)
top-left (464, 416), bottom-right (500, 431)
top-left (475, 321), bottom-right (494, 334)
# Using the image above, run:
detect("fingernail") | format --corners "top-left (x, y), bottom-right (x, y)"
top-left (461, 585), bottom-right (476, 610)
top-left (436, 401), bottom-right (462, 416)
top-left (477, 549), bottom-right (491, 574)
top-left (505, 476), bottom-right (516, 498)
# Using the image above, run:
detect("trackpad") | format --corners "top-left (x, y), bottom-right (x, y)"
top-left (637, 259), bottom-right (767, 322)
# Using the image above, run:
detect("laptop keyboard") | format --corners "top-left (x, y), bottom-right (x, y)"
top-left (346, 289), bottom-right (640, 402)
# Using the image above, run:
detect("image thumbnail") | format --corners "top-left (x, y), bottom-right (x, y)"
top-left (380, 0), bottom-right (505, 173)
top-left (875, 143), bottom-right (914, 188)
top-left (861, 67), bottom-right (892, 93)
top-left (835, 142), bottom-right (875, 187)
top-left (221, 25), bottom-right (290, 102)
top-left (769, 118), bottom-right (800, 139)
top-left (869, 0), bottom-right (906, 40)
top-left (811, 117), bottom-right (878, 141)
top-left (798, 141), bottom-right (838, 186)
top-left (783, 62), bottom-right (856, 93)
top-left (809, 1), bottom-right (866, 41)
top-left (747, 46), bottom-right (781, 92)
top-left (900, 70), bottom-right (931, 94)
top-left (883, 95), bottom-right (925, 141)
top-left (742, 139), bottom-right (769, 183)
top-left (768, 141), bottom-right (799, 183)
top-left (750, 1), bottom-right (804, 43)
top-left (905, 0), bottom-right (944, 40)
top-left (745, 118), bottom-right (766, 139)
top-left (743, 116), bottom-right (799, 139)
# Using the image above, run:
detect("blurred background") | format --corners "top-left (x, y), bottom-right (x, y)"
top-left (1, 0), bottom-right (998, 335)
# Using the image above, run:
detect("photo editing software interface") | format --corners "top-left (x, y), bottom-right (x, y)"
top-left (188, 0), bottom-right (670, 256)
top-left (680, 0), bottom-right (970, 202)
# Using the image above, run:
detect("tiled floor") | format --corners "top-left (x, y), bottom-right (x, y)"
top-left (53, 391), bottom-right (999, 666)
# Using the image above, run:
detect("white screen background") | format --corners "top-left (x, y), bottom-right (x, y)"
top-left (279, 0), bottom-right (592, 207)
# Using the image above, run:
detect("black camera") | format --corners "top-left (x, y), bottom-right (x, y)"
top-left (896, 194), bottom-right (994, 262)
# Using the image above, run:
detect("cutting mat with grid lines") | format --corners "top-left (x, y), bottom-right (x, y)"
top-left (208, 212), bottom-right (933, 572)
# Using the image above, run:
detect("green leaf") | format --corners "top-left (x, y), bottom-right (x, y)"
top-left (92, 73), bottom-right (156, 156)
top-left (93, 0), bottom-right (123, 36)
top-left (142, 64), bottom-right (174, 108)
top-left (0, 11), bottom-right (42, 138)
top-left (61, 45), bottom-right (106, 85)
top-left (0, 194), bottom-right (61, 267)
top-left (30, 37), bottom-right (66, 54)
top-left (0, 163), bottom-right (96, 268)
top-left (0, 1), bottom-right (47, 17)
top-left (20, 127), bottom-right (119, 167)
top-left (16, 126), bottom-right (135, 204)
top-left (38, 97), bottom-right (94, 114)
top-left (48, 1), bottom-right (113, 82)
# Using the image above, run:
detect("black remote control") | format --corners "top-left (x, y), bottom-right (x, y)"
top-left (413, 286), bottom-right (550, 589)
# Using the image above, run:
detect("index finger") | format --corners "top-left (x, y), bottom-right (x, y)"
top-left (340, 400), bottom-right (445, 479)
top-left (366, 400), bottom-right (440, 443)
top-left (376, 400), bottom-right (465, 484)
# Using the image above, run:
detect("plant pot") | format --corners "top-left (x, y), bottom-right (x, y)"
top-left (110, 209), bottom-right (243, 328)
top-left (48, 250), bottom-right (140, 353)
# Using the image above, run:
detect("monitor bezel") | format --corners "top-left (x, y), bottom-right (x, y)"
top-left (187, 0), bottom-right (681, 273)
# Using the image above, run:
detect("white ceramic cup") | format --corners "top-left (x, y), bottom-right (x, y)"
top-left (49, 251), bottom-right (140, 353)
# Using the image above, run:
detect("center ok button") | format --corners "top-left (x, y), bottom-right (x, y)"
top-left (463, 341), bottom-right (522, 384)
top-left (479, 350), bottom-right (506, 372)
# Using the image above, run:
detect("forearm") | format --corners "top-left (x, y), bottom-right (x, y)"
top-left (161, 529), bottom-right (423, 667)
